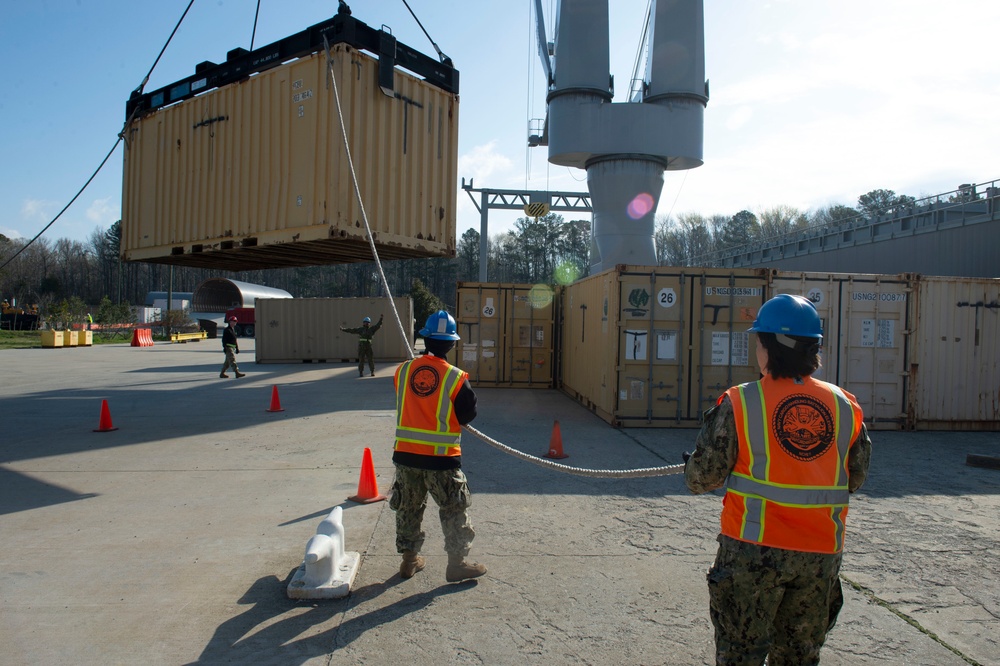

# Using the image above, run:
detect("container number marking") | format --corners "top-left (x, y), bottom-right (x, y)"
top-left (658, 288), bottom-right (677, 308)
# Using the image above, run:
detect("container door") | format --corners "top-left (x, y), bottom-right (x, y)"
top-left (838, 275), bottom-right (912, 429)
top-left (456, 284), bottom-right (504, 385)
top-left (507, 285), bottom-right (556, 387)
top-left (614, 269), bottom-right (663, 425)
top-left (690, 272), bottom-right (768, 420)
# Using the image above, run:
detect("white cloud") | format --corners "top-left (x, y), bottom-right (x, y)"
top-left (458, 140), bottom-right (514, 183)
top-left (86, 196), bottom-right (119, 225)
top-left (1, 226), bottom-right (24, 240)
top-left (20, 198), bottom-right (59, 223)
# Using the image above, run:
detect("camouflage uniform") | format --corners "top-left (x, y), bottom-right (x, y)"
top-left (687, 396), bottom-right (873, 666)
top-left (389, 464), bottom-right (476, 557)
top-left (340, 317), bottom-right (383, 376)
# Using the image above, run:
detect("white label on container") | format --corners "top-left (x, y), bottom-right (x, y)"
top-left (482, 339), bottom-right (495, 347)
top-left (462, 350), bottom-right (476, 361)
top-left (711, 332), bottom-right (730, 365)
top-left (861, 319), bottom-right (896, 348)
top-left (878, 319), bottom-right (895, 348)
top-left (658, 288), bottom-right (677, 308)
top-left (619, 389), bottom-right (628, 401)
top-left (731, 331), bottom-right (750, 366)
top-left (806, 288), bottom-right (824, 305)
top-left (656, 330), bottom-right (677, 360)
top-left (482, 298), bottom-right (496, 317)
top-left (292, 89), bottom-right (313, 103)
top-left (482, 350), bottom-right (495, 358)
top-left (625, 330), bottom-right (647, 360)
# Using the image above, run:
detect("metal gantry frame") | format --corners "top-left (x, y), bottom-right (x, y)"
top-left (461, 178), bottom-right (592, 281)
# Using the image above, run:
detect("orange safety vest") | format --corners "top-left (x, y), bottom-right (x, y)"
top-left (394, 355), bottom-right (468, 457)
top-left (721, 375), bottom-right (864, 554)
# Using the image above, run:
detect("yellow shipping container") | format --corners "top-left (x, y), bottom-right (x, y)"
top-left (562, 266), bottom-right (767, 427)
top-left (122, 43), bottom-right (458, 270)
top-left (255, 297), bottom-right (413, 364)
top-left (455, 283), bottom-right (557, 388)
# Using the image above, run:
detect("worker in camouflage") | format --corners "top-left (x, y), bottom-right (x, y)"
top-left (685, 294), bottom-right (873, 666)
top-left (340, 314), bottom-right (383, 377)
top-left (389, 465), bottom-right (475, 558)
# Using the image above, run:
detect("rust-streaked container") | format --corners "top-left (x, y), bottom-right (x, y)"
top-left (909, 276), bottom-right (1000, 429)
top-left (121, 43), bottom-right (458, 270)
top-left (255, 297), bottom-right (413, 364)
top-left (455, 283), bottom-right (557, 388)
top-left (562, 266), bottom-right (767, 427)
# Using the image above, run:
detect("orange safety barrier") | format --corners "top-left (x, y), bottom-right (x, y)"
top-left (130, 328), bottom-right (154, 347)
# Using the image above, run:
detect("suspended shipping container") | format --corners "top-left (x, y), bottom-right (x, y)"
top-left (455, 283), bottom-right (558, 388)
top-left (255, 297), bottom-right (413, 364)
top-left (121, 12), bottom-right (459, 270)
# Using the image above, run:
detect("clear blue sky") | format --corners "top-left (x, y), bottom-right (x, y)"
top-left (1, 1), bottom-right (997, 246)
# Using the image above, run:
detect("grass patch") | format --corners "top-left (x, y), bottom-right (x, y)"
top-left (0, 330), bottom-right (132, 350)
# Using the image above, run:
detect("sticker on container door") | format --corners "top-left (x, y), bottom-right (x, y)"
top-left (730, 331), bottom-right (750, 366)
top-left (861, 319), bottom-right (895, 348)
top-left (624, 330), bottom-right (647, 360)
top-left (658, 288), bottom-right (677, 308)
top-left (806, 288), bottom-right (824, 305)
top-left (482, 299), bottom-right (496, 317)
top-left (656, 330), bottom-right (678, 361)
top-left (711, 332), bottom-right (730, 365)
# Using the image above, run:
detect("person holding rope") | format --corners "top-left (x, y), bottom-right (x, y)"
top-left (389, 310), bottom-right (487, 583)
top-left (685, 294), bottom-right (872, 666)
top-left (341, 314), bottom-right (383, 377)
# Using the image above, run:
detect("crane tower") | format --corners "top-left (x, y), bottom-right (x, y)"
top-left (535, 0), bottom-right (708, 273)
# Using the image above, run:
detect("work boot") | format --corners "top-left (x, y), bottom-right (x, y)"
top-left (400, 551), bottom-right (425, 579)
top-left (370, 371), bottom-right (375, 377)
top-left (220, 372), bottom-right (229, 378)
top-left (359, 369), bottom-right (363, 377)
top-left (234, 371), bottom-right (246, 378)
top-left (446, 554), bottom-right (487, 582)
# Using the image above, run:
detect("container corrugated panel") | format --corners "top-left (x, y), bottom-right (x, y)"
top-left (561, 266), bottom-right (766, 428)
top-left (769, 271), bottom-right (913, 430)
top-left (561, 270), bottom-right (619, 422)
top-left (455, 283), bottom-right (557, 388)
top-left (255, 297), bottom-right (413, 364)
top-left (910, 276), bottom-right (1000, 429)
top-left (121, 44), bottom-right (458, 270)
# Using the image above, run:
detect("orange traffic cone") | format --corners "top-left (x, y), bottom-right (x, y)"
top-left (348, 447), bottom-right (387, 503)
top-left (94, 399), bottom-right (118, 432)
top-left (544, 420), bottom-right (568, 459)
top-left (266, 385), bottom-right (284, 412)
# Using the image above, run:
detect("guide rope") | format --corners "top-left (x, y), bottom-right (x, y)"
top-left (322, 38), bottom-right (684, 480)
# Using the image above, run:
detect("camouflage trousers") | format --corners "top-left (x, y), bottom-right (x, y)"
top-left (358, 344), bottom-right (374, 374)
top-left (221, 346), bottom-right (240, 374)
top-left (707, 534), bottom-right (844, 666)
top-left (389, 463), bottom-right (476, 557)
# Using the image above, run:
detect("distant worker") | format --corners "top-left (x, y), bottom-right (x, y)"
top-left (220, 316), bottom-right (246, 379)
top-left (86, 312), bottom-right (93, 331)
top-left (340, 314), bottom-right (383, 377)
top-left (685, 294), bottom-right (872, 666)
top-left (390, 310), bottom-right (487, 583)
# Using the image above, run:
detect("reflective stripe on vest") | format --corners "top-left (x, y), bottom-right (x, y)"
top-left (394, 358), bottom-right (465, 456)
top-left (724, 377), bottom-right (860, 553)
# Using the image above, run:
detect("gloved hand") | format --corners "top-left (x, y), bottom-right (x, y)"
top-left (682, 451), bottom-right (692, 464)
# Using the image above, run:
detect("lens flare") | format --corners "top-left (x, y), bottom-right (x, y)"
top-left (553, 262), bottom-right (581, 285)
top-left (627, 192), bottom-right (655, 220)
top-left (528, 284), bottom-right (554, 308)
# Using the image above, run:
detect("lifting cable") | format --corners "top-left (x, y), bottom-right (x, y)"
top-left (0, 0), bottom-right (197, 273)
top-left (322, 39), bottom-right (684, 479)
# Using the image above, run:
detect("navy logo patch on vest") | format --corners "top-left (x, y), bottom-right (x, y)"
top-left (410, 366), bottom-right (440, 397)
top-left (772, 394), bottom-right (835, 461)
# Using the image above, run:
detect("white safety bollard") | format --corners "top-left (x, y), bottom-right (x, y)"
top-left (287, 506), bottom-right (360, 599)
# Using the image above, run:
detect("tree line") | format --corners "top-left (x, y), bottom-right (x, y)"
top-left (0, 186), bottom-right (946, 324)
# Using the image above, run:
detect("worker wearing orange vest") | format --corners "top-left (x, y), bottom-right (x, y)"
top-left (389, 310), bottom-right (487, 583)
top-left (685, 294), bottom-right (872, 666)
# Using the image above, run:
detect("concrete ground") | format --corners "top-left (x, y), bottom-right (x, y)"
top-left (1, 338), bottom-right (997, 666)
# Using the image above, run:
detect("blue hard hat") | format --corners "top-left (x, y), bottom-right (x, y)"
top-left (362, 317), bottom-right (371, 324)
top-left (419, 310), bottom-right (460, 341)
top-left (748, 294), bottom-right (823, 340)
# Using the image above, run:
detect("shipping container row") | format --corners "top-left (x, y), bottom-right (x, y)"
top-left (455, 269), bottom-right (1000, 431)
